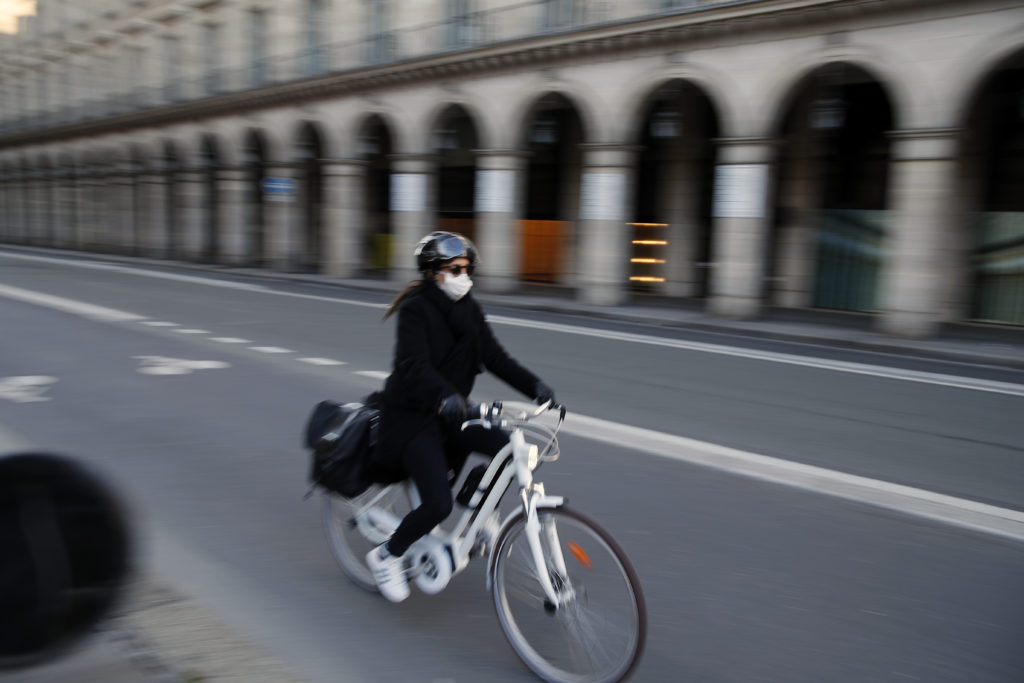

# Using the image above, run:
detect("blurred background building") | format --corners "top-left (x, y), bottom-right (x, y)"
top-left (0, 0), bottom-right (1021, 336)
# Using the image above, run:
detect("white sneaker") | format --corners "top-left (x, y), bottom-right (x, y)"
top-left (366, 544), bottom-right (410, 603)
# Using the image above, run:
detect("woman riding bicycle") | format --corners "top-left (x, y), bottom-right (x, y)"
top-left (368, 231), bottom-right (556, 602)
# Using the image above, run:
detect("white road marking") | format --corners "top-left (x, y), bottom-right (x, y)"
top-left (173, 328), bottom-right (209, 334)
top-left (541, 406), bottom-right (1024, 543)
top-left (0, 251), bottom-right (388, 309)
top-left (134, 356), bottom-right (230, 375)
top-left (142, 321), bottom-right (179, 327)
top-left (355, 370), bottom-right (389, 380)
top-left (487, 315), bottom-right (1024, 398)
top-left (0, 283), bottom-right (146, 322)
top-left (298, 358), bottom-right (346, 366)
top-left (248, 346), bottom-right (293, 354)
top-left (210, 337), bottom-right (252, 344)
top-left (0, 376), bottom-right (57, 403)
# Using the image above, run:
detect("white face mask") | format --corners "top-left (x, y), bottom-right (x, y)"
top-left (439, 272), bottom-right (473, 301)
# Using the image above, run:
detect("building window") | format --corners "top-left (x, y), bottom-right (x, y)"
top-left (163, 36), bottom-right (181, 102)
top-left (304, 0), bottom-right (327, 75)
top-left (203, 23), bottom-right (221, 94)
top-left (447, 0), bottom-right (474, 49)
top-left (542, 0), bottom-right (575, 30)
top-left (250, 9), bottom-right (268, 86)
top-left (366, 0), bottom-right (393, 64)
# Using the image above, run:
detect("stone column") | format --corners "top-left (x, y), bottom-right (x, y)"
top-left (388, 155), bottom-right (436, 283)
top-left (217, 167), bottom-right (248, 265)
top-left (321, 159), bottom-right (367, 278)
top-left (51, 171), bottom-right (69, 248)
top-left (474, 150), bottom-right (525, 293)
top-left (75, 171), bottom-right (92, 250)
top-left (708, 138), bottom-right (776, 318)
top-left (576, 144), bottom-right (637, 306)
top-left (143, 170), bottom-right (168, 258)
top-left (262, 164), bottom-right (299, 270)
top-left (176, 168), bottom-right (206, 261)
top-left (877, 129), bottom-right (961, 338)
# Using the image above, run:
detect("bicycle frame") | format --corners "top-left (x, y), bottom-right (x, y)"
top-left (351, 403), bottom-right (567, 604)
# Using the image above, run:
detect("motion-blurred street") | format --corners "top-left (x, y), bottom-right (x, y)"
top-left (2, 247), bottom-right (1023, 683)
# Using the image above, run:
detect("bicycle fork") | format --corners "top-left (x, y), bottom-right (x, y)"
top-left (521, 484), bottom-right (571, 608)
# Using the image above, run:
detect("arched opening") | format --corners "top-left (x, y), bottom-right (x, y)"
top-left (200, 135), bottom-right (222, 262)
top-left (519, 93), bottom-right (585, 287)
top-left (357, 115), bottom-right (394, 274)
top-left (631, 80), bottom-right (719, 300)
top-left (431, 104), bottom-right (479, 242)
top-left (769, 62), bottom-right (895, 313)
top-left (243, 130), bottom-right (267, 266)
top-left (163, 141), bottom-right (181, 259)
top-left (963, 49), bottom-right (1024, 325)
top-left (296, 122), bottom-right (325, 273)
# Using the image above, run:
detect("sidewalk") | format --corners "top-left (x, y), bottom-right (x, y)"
top-left (8, 576), bottom-right (311, 683)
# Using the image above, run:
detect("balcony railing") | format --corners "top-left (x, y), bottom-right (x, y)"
top-left (0, 0), bottom-right (760, 137)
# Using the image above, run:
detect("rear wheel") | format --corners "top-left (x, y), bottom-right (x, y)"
top-left (491, 506), bottom-right (646, 683)
top-left (321, 484), bottom-right (412, 592)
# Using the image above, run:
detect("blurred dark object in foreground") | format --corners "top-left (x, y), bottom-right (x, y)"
top-left (0, 453), bottom-right (132, 670)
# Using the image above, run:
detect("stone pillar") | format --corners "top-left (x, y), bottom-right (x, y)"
top-left (474, 150), bottom-right (525, 293)
top-left (51, 171), bottom-right (69, 248)
top-left (576, 144), bottom-right (636, 306)
top-left (321, 159), bottom-right (367, 278)
top-left (262, 164), bottom-right (299, 270)
top-left (217, 167), bottom-right (248, 265)
top-left (877, 129), bottom-right (961, 338)
top-left (176, 169), bottom-right (206, 261)
top-left (389, 155), bottom-right (436, 283)
top-left (75, 171), bottom-right (93, 250)
top-left (112, 169), bottom-right (134, 254)
top-left (708, 138), bottom-right (776, 318)
top-left (143, 171), bottom-right (168, 258)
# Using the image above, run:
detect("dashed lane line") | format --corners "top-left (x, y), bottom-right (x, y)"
top-left (355, 370), bottom-right (389, 380)
top-left (298, 358), bottom-right (347, 366)
top-left (210, 337), bottom-right (252, 344)
top-left (173, 328), bottom-right (210, 334)
top-left (248, 346), bottom-right (293, 354)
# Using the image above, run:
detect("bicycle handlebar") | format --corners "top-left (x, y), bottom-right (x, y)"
top-left (461, 399), bottom-right (566, 431)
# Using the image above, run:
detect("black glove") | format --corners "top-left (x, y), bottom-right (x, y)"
top-left (534, 381), bottom-right (556, 406)
top-left (438, 393), bottom-right (468, 424)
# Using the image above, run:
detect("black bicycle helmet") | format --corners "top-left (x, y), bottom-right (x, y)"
top-left (414, 231), bottom-right (479, 274)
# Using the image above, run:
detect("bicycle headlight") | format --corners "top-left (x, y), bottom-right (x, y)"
top-left (527, 445), bottom-right (539, 470)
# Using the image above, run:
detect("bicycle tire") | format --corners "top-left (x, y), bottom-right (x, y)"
top-left (491, 506), bottom-right (646, 683)
top-left (321, 484), bottom-right (412, 593)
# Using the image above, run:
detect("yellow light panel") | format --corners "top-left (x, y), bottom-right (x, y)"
top-left (629, 276), bottom-right (666, 282)
top-left (630, 258), bottom-right (666, 264)
top-left (631, 240), bottom-right (668, 246)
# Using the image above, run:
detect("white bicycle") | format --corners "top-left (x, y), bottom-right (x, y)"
top-left (321, 400), bottom-right (647, 683)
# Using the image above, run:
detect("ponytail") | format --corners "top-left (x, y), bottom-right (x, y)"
top-left (383, 278), bottom-right (428, 320)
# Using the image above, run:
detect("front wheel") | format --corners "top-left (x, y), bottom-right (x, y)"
top-left (491, 506), bottom-right (646, 683)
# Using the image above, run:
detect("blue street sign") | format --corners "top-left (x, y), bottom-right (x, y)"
top-left (261, 177), bottom-right (297, 195)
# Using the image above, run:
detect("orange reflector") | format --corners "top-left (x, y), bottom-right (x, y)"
top-left (567, 541), bottom-right (593, 569)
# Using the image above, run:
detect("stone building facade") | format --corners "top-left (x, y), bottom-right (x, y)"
top-left (1, 0), bottom-right (1022, 336)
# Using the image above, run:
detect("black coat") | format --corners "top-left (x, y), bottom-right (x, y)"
top-left (375, 281), bottom-right (540, 475)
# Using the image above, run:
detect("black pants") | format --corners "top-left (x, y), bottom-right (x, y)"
top-left (386, 423), bottom-right (508, 557)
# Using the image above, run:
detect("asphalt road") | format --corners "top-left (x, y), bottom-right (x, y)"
top-left (2, 249), bottom-right (1023, 682)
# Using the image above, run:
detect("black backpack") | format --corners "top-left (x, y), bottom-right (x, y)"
top-left (303, 398), bottom-right (380, 499)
